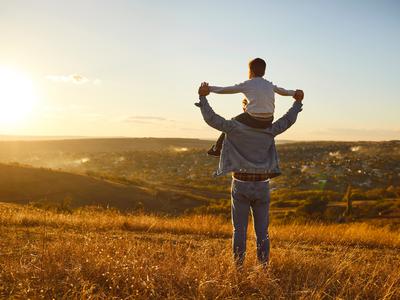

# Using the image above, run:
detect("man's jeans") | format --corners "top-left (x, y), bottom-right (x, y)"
top-left (231, 179), bottom-right (270, 265)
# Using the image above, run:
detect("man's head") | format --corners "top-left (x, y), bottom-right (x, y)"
top-left (249, 58), bottom-right (266, 78)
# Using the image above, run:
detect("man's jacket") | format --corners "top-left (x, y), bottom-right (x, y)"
top-left (196, 96), bottom-right (303, 178)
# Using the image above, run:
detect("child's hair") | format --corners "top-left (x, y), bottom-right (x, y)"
top-left (248, 58), bottom-right (266, 78)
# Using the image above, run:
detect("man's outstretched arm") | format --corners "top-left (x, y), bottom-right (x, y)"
top-left (195, 96), bottom-right (236, 133)
top-left (271, 100), bottom-right (303, 136)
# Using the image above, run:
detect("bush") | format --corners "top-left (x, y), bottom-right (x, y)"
top-left (272, 200), bottom-right (300, 208)
top-left (349, 189), bottom-right (366, 200)
top-left (324, 206), bottom-right (346, 222)
top-left (297, 198), bottom-right (328, 218)
top-left (350, 187), bottom-right (399, 201)
top-left (369, 202), bottom-right (395, 217)
top-left (273, 189), bottom-right (342, 202)
top-left (29, 197), bottom-right (73, 214)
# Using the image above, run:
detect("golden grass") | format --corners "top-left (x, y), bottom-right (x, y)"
top-left (1, 202), bottom-right (399, 299)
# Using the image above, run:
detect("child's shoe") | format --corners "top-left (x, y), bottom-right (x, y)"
top-left (207, 145), bottom-right (221, 157)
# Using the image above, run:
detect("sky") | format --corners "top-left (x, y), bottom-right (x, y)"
top-left (0, 0), bottom-right (399, 141)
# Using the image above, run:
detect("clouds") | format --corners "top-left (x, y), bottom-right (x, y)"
top-left (126, 116), bottom-right (168, 121)
top-left (124, 116), bottom-right (175, 124)
top-left (46, 74), bottom-right (101, 85)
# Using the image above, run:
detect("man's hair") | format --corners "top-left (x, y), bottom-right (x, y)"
top-left (249, 58), bottom-right (266, 77)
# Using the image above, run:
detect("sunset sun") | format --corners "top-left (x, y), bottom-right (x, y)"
top-left (0, 67), bottom-right (37, 124)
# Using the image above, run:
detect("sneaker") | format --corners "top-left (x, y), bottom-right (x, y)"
top-left (207, 145), bottom-right (221, 157)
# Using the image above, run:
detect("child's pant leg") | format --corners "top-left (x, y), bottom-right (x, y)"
top-left (235, 113), bottom-right (273, 129)
top-left (214, 132), bottom-right (226, 152)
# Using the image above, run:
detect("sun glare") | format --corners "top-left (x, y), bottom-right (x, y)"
top-left (0, 67), bottom-right (37, 124)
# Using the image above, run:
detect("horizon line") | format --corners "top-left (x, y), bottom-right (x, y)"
top-left (0, 134), bottom-right (399, 143)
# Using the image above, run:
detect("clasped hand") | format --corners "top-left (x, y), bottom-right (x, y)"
top-left (198, 82), bottom-right (210, 96)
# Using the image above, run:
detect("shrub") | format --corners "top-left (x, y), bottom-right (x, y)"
top-left (273, 189), bottom-right (342, 202)
top-left (29, 197), bottom-right (73, 214)
top-left (324, 206), bottom-right (346, 222)
top-left (369, 202), bottom-right (395, 217)
top-left (272, 200), bottom-right (300, 208)
top-left (297, 198), bottom-right (328, 218)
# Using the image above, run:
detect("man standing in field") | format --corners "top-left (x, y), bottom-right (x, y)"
top-left (196, 83), bottom-right (304, 266)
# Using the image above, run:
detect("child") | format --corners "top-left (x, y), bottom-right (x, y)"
top-left (206, 58), bottom-right (303, 156)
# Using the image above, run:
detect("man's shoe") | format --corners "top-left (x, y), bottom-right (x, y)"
top-left (207, 146), bottom-right (221, 157)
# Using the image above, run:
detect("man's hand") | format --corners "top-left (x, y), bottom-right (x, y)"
top-left (198, 82), bottom-right (210, 96)
top-left (293, 89), bottom-right (304, 101)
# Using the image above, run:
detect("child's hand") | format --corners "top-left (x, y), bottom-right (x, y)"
top-left (242, 98), bottom-right (248, 112)
top-left (293, 89), bottom-right (304, 101)
top-left (198, 82), bottom-right (210, 96)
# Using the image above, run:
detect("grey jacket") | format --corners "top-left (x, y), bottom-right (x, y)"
top-left (196, 96), bottom-right (303, 177)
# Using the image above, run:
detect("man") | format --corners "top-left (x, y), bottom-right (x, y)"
top-left (196, 82), bottom-right (304, 266)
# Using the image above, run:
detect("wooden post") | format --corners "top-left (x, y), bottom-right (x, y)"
top-left (343, 185), bottom-right (353, 216)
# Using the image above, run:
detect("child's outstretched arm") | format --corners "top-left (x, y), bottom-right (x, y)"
top-left (273, 85), bottom-right (296, 96)
top-left (209, 82), bottom-right (246, 94)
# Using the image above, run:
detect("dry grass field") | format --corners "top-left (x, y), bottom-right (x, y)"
top-left (1, 202), bottom-right (399, 299)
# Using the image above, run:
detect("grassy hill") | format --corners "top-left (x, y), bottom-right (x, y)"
top-left (0, 202), bottom-right (399, 299)
top-left (0, 163), bottom-right (207, 214)
top-left (0, 137), bottom-right (213, 156)
top-left (0, 139), bottom-right (399, 223)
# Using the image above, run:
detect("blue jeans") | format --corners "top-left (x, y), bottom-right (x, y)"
top-left (231, 179), bottom-right (270, 265)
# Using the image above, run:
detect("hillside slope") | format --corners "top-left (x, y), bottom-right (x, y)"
top-left (0, 164), bottom-right (206, 213)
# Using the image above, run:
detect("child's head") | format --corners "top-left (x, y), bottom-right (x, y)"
top-left (248, 58), bottom-right (266, 78)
